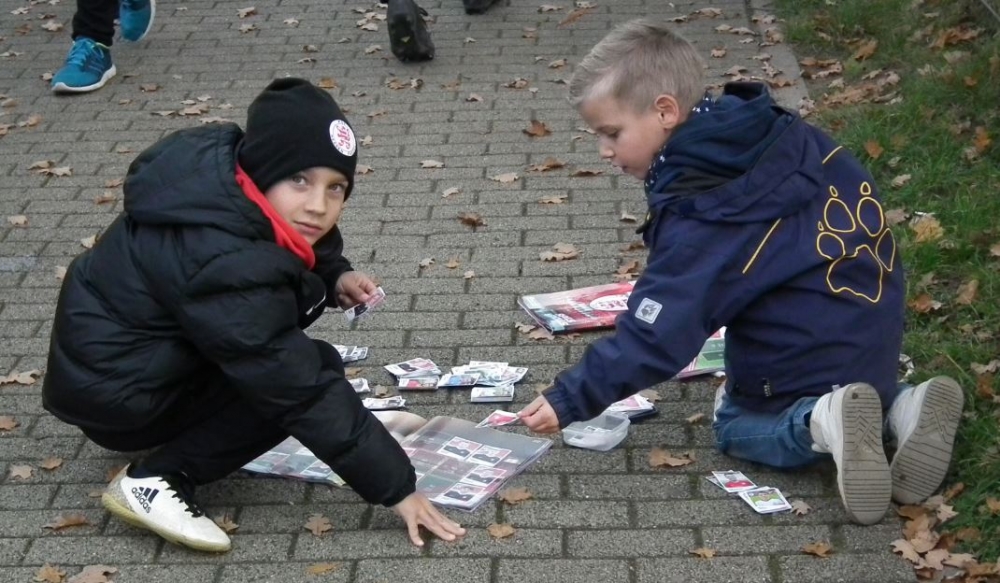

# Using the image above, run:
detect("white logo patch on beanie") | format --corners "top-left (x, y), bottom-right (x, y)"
top-left (329, 119), bottom-right (356, 157)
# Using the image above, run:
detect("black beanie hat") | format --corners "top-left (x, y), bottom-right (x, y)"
top-left (238, 77), bottom-right (358, 197)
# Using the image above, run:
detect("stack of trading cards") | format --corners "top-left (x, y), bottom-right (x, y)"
top-left (384, 358), bottom-right (442, 379)
top-left (605, 394), bottom-right (656, 415)
top-left (349, 378), bottom-right (370, 393)
top-left (333, 345), bottom-right (369, 363)
top-left (709, 470), bottom-right (757, 493)
top-left (344, 286), bottom-right (386, 323)
top-left (397, 376), bottom-right (440, 391)
top-left (737, 487), bottom-right (793, 514)
top-left (470, 383), bottom-right (515, 403)
top-left (437, 373), bottom-right (481, 388)
top-left (475, 409), bottom-right (524, 428)
top-left (362, 396), bottom-right (406, 410)
top-left (450, 361), bottom-right (528, 387)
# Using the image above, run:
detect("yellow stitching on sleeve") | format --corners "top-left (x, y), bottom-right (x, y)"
top-left (821, 146), bottom-right (843, 165)
top-left (742, 218), bottom-right (782, 275)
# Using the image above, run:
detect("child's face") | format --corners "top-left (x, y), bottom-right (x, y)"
top-left (578, 93), bottom-right (681, 180)
top-left (264, 166), bottom-right (349, 245)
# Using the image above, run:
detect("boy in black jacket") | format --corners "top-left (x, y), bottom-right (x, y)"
top-left (519, 20), bottom-right (964, 525)
top-left (43, 78), bottom-right (464, 552)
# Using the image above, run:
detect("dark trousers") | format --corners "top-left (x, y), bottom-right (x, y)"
top-left (72, 0), bottom-right (118, 46)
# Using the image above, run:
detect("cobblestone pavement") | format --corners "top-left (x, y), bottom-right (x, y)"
top-left (0, 0), bottom-right (915, 581)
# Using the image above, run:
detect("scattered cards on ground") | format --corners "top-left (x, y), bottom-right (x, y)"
top-left (475, 410), bottom-right (523, 428)
top-left (349, 378), bottom-right (370, 393)
top-left (437, 373), bottom-right (481, 388)
top-left (385, 358), bottom-right (442, 378)
top-left (334, 345), bottom-right (369, 363)
top-left (363, 396), bottom-right (406, 410)
top-left (739, 486), bottom-right (792, 514)
top-left (711, 470), bottom-right (757, 493)
top-left (344, 286), bottom-right (386, 323)
top-left (397, 376), bottom-right (440, 390)
top-left (471, 384), bottom-right (515, 403)
top-left (451, 361), bottom-right (528, 387)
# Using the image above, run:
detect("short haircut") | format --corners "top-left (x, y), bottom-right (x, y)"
top-left (568, 18), bottom-right (706, 114)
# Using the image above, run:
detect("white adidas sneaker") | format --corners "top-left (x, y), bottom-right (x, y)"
top-left (887, 376), bottom-right (964, 505)
top-left (809, 383), bottom-right (891, 525)
top-left (102, 465), bottom-right (231, 552)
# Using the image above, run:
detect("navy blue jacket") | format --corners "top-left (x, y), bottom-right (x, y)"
top-left (545, 83), bottom-right (904, 424)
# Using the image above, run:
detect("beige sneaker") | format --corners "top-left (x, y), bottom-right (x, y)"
top-left (887, 376), bottom-right (964, 504)
top-left (810, 383), bottom-right (891, 525)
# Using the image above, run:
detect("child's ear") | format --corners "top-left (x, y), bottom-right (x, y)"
top-left (652, 94), bottom-right (682, 130)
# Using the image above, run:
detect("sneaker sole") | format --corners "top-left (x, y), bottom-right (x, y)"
top-left (837, 384), bottom-right (891, 525)
top-left (121, 0), bottom-right (156, 42)
top-left (51, 65), bottom-right (118, 94)
top-left (890, 376), bottom-right (964, 504)
top-left (101, 493), bottom-right (231, 552)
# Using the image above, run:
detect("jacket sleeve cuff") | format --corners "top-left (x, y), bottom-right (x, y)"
top-left (543, 384), bottom-right (580, 428)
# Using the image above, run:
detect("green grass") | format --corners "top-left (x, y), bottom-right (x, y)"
top-left (773, 0), bottom-right (1000, 563)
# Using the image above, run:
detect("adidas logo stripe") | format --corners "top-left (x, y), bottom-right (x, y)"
top-left (131, 486), bottom-right (159, 514)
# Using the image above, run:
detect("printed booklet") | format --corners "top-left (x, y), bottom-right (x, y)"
top-left (243, 413), bottom-right (552, 512)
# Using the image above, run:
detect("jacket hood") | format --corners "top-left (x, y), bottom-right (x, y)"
top-left (647, 83), bottom-right (824, 224)
top-left (123, 123), bottom-right (274, 241)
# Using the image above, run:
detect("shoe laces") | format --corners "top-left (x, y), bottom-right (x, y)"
top-left (66, 39), bottom-right (101, 68)
top-left (162, 474), bottom-right (206, 518)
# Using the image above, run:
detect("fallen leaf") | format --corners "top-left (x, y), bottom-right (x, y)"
top-left (0, 415), bottom-right (19, 431)
top-left (942, 482), bottom-right (965, 501)
top-left (907, 293), bottom-right (942, 314)
top-left (466, 93), bottom-right (484, 102)
top-left (10, 464), bottom-right (33, 479)
top-left (441, 78), bottom-right (462, 91)
top-left (7, 214), bottom-right (28, 227)
top-left (374, 385), bottom-right (392, 398)
top-left (344, 367), bottom-right (363, 379)
top-left (852, 39), bottom-right (878, 61)
top-left (892, 538), bottom-right (922, 564)
top-left (985, 497), bottom-right (1000, 515)
top-left (66, 565), bottom-right (117, 583)
top-left (620, 211), bottom-right (638, 223)
top-left (622, 241), bottom-right (646, 252)
top-left (973, 126), bottom-right (992, 154)
top-left (80, 235), bottom-right (97, 249)
top-left (359, 22), bottom-right (378, 31)
top-left (570, 169), bottom-right (603, 177)
top-left (548, 58), bottom-right (567, 69)
top-left (304, 514), bottom-right (333, 536)
top-left (943, 553), bottom-right (977, 568)
top-left (935, 503), bottom-right (958, 523)
top-left (458, 212), bottom-right (486, 227)
top-left (527, 327), bottom-right (555, 341)
top-left (364, 44), bottom-right (381, 54)
top-left (39, 457), bottom-right (63, 471)
top-left (20, 114), bottom-right (42, 128)
top-left (487, 523), bottom-right (516, 539)
top-left (40, 166), bottom-right (73, 177)
top-left (685, 413), bottom-right (705, 424)
top-left (972, 361), bottom-right (1000, 375)
top-left (504, 78), bottom-right (530, 89)
top-left (491, 172), bottom-right (520, 183)
top-left (139, 83), bottom-right (159, 92)
top-left (445, 258), bottom-right (461, 269)
top-left (463, 270), bottom-right (476, 280)
top-left (710, 48), bottom-right (727, 58)
top-left (558, 6), bottom-right (593, 27)
top-left (539, 194), bottom-right (568, 204)
top-left (530, 157), bottom-right (566, 172)
top-left (283, 18), bottom-right (299, 26)
top-left (538, 4), bottom-right (562, 12)
top-left (213, 515), bottom-right (239, 533)
top-left (317, 78), bottom-right (338, 89)
top-left (464, 37), bottom-right (476, 43)
top-left (498, 487), bottom-right (533, 505)
top-left (863, 140), bottom-right (884, 159)
top-left (418, 257), bottom-right (435, 268)
top-left (540, 242), bottom-right (581, 261)
top-left (305, 563), bottom-right (341, 575)
top-left (689, 547), bottom-right (717, 558)
top-left (638, 389), bottom-right (661, 402)
top-left (55, 266), bottom-right (66, 280)
top-left (236, 6), bottom-right (256, 18)
top-left (442, 187), bottom-right (461, 198)
top-left (34, 564), bottom-right (66, 583)
top-left (955, 279), bottom-right (978, 305)
top-left (801, 541), bottom-right (834, 558)
top-left (910, 214), bottom-right (943, 243)
top-left (791, 500), bottom-right (812, 515)
top-left (648, 447), bottom-right (695, 468)
top-left (515, 323), bottom-right (536, 334)
top-left (95, 192), bottom-right (116, 205)
top-left (890, 174), bottom-right (912, 188)
top-left (523, 119), bottom-right (552, 138)
top-left (421, 159), bottom-right (445, 169)
top-left (910, 528), bottom-right (941, 553)
top-left (43, 514), bottom-right (90, 531)
top-left (885, 208), bottom-right (909, 226)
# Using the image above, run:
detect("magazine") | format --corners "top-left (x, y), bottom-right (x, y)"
top-left (243, 412), bottom-right (552, 512)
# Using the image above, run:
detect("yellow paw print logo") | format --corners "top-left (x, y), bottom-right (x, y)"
top-left (815, 182), bottom-right (896, 303)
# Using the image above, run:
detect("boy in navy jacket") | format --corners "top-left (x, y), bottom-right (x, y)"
top-left (519, 19), bottom-right (964, 525)
top-left (44, 79), bottom-right (464, 551)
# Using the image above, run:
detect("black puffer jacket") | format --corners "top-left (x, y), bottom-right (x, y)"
top-left (43, 123), bottom-right (415, 506)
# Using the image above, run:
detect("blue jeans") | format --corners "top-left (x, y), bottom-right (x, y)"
top-left (712, 384), bottom-right (908, 469)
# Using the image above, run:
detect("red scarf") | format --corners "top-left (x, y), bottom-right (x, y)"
top-left (235, 165), bottom-right (316, 270)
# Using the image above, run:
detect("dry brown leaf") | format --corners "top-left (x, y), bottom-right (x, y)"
top-left (985, 497), bottom-right (1000, 515)
top-left (7, 214), bottom-right (28, 228)
top-left (527, 327), bottom-right (555, 341)
top-left (139, 83), bottom-right (159, 92)
top-left (367, 109), bottom-right (388, 120)
top-left (892, 538), bottom-right (922, 564)
top-left (491, 172), bottom-right (520, 183)
top-left (944, 553), bottom-right (977, 568)
top-left (907, 293), bottom-right (942, 314)
top-left (344, 367), bottom-right (363, 379)
top-left (504, 78), bottom-right (530, 89)
top-left (305, 563), bottom-right (341, 575)
top-left (80, 235), bottom-right (97, 249)
top-left (442, 187), bottom-right (461, 198)
top-left (43, 513), bottom-right (90, 531)
top-left (55, 266), bottom-right (67, 281)
top-left (213, 515), bottom-right (239, 533)
top-left (648, 447), bottom-right (695, 468)
top-left (236, 6), bottom-right (256, 18)
top-left (529, 157), bottom-right (566, 172)
top-left (540, 242), bottom-right (581, 262)
top-left (558, 6), bottom-right (593, 27)
top-left (304, 513), bottom-right (333, 536)
top-left (801, 541), bottom-right (834, 558)
top-left (935, 503), bottom-right (958, 523)
top-left (466, 93), bottom-right (484, 103)
top-left (689, 547), bottom-right (717, 558)
top-left (458, 212), bottom-right (486, 227)
top-left (638, 389), bottom-right (661, 402)
top-left (620, 211), bottom-right (638, 223)
top-left (863, 140), bottom-right (884, 160)
top-left (538, 4), bottom-right (562, 12)
top-left (374, 385), bottom-right (392, 398)
top-left (910, 215), bottom-right (943, 243)
top-left (34, 564), bottom-right (66, 583)
top-left (445, 258), bottom-right (461, 269)
top-left (421, 159), bottom-right (445, 169)
top-left (971, 361), bottom-right (1000, 375)
top-left (931, 25), bottom-right (982, 49)
top-left (364, 44), bottom-right (381, 54)
top-left (498, 487), bottom-right (533, 505)
top-left (539, 194), bottom-right (568, 204)
top-left (976, 374), bottom-right (996, 400)
top-left (317, 78), bottom-right (338, 89)
top-left (852, 39), bottom-right (878, 61)
top-left (66, 565), bottom-right (117, 583)
top-left (487, 522), bottom-right (516, 539)
top-left (885, 208), bottom-right (909, 226)
top-left (622, 241), bottom-right (646, 252)
top-left (463, 270), bottom-right (476, 280)
top-left (514, 323), bottom-right (536, 334)
top-left (548, 58), bottom-right (567, 69)
top-left (418, 257), bottom-right (435, 268)
top-left (284, 18), bottom-right (299, 26)
top-left (942, 482), bottom-right (965, 501)
top-left (570, 169), bottom-right (603, 177)
top-left (955, 279), bottom-right (978, 305)
top-left (95, 192), bottom-right (117, 205)
top-left (523, 119), bottom-right (552, 138)
top-left (39, 457), bottom-right (63, 471)
top-left (973, 126), bottom-right (992, 154)
top-left (791, 500), bottom-right (812, 516)
top-left (1, 369), bottom-right (41, 387)
top-left (360, 135), bottom-right (373, 146)
top-left (910, 528), bottom-right (940, 553)
top-left (10, 464), bottom-right (33, 480)
top-left (710, 48), bottom-right (727, 58)
top-left (685, 413), bottom-right (705, 424)
top-left (356, 165), bottom-right (373, 175)
top-left (0, 415), bottom-right (19, 431)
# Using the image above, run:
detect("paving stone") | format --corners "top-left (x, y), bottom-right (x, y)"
top-left (568, 528), bottom-right (696, 557)
top-left (219, 563), bottom-right (350, 583)
top-left (778, 553), bottom-right (916, 583)
top-left (637, 556), bottom-right (773, 583)
top-left (566, 474), bottom-right (690, 500)
top-left (355, 558), bottom-right (491, 583)
top-left (703, 525), bottom-right (834, 554)
top-left (23, 535), bottom-right (160, 564)
top-left (497, 559), bottom-right (630, 583)
top-left (233, 503), bottom-right (369, 534)
top-left (503, 500), bottom-right (630, 528)
top-left (428, 527), bottom-right (562, 557)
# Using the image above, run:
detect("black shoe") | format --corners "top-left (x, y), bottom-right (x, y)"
top-left (463, 0), bottom-right (499, 15)
top-left (387, 0), bottom-right (434, 62)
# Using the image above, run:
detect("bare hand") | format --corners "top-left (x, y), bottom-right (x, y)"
top-left (335, 271), bottom-right (377, 308)
top-left (519, 395), bottom-right (560, 434)
top-left (392, 492), bottom-right (466, 547)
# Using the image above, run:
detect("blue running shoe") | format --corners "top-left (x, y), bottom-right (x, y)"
top-left (120, 0), bottom-right (155, 42)
top-left (51, 37), bottom-right (117, 94)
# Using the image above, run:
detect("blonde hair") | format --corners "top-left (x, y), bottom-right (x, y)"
top-left (569, 18), bottom-right (706, 113)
